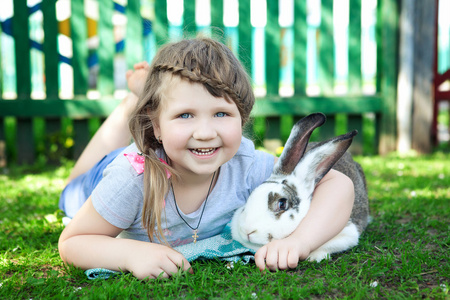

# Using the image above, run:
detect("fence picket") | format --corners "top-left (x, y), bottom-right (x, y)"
top-left (238, 0), bottom-right (252, 76)
top-left (184, 0), bottom-right (196, 35)
top-left (293, 0), bottom-right (307, 95)
top-left (126, 0), bottom-right (143, 69)
top-left (349, 0), bottom-right (362, 94)
top-left (98, 0), bottom-right (115, 96)
top-left (154, 0), bottom-right (168, 46)
top-left (319, 0), bottom-right (335, 95)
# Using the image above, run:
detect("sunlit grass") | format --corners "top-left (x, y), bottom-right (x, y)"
top-left (0, 153), bottom-right (449, 299)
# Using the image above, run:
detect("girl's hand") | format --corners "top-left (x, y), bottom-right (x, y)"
top-left (59, 197), bottom-right (192, 280)
top-left (254, 236), bottom-right (310, 272)
top-left (125, 242), bottom-right (193, 280)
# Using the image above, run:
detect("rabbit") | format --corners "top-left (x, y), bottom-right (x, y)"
top-left (231, 113), bottom-right (369, 262)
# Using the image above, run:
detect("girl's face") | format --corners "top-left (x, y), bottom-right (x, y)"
top-left (153, 79), bottom-right (242, 178)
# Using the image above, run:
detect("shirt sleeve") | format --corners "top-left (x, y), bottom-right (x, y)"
top-left (247, 149), bottom-right (275, 191)
top-left (91, 152), bottom-right (144, 229)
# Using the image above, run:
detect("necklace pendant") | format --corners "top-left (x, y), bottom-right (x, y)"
top-left (192, 230), bottom-right (198, 243)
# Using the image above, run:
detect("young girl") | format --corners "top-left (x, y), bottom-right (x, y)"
top-left (58, 37), bottom-right (355, 280)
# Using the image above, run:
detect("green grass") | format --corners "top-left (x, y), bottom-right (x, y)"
top-left (0, 153), bottom-right (449, 299)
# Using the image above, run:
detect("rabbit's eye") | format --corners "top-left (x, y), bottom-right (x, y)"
top-left (277, 198), bottom-right (289, 211)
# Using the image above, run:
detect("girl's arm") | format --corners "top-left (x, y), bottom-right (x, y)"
top-left (58, 197), bottom-right (192, 279)
top-left (254, 169), bottom-right (355, 271)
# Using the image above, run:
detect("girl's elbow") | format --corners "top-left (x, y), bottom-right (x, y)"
top-left (58, 236), bottom-right (68, 263)
top-left (340, 173), bottom-right (355, 208)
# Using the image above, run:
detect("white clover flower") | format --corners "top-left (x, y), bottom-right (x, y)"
top-left (370, 281), bottom-right (378, 288)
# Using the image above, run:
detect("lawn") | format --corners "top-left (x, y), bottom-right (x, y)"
top-left (0, 152), bottom-right (449, 299)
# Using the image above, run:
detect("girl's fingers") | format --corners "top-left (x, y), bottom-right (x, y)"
top-left (277, 249), bottom-right (289, 270)
top-left (255, 246), bottom-right (268, 271)
top-left (264, 246), bottom-right (280, 271)
top-left (287, 250), bottom-right (300, 269)
top-left (168, 251), bottom-right (193, 274)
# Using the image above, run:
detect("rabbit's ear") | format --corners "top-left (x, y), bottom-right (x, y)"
top-left (274, 113), bottom-right (326, 175)
top-left (296, 130), bottom-right (358, 185)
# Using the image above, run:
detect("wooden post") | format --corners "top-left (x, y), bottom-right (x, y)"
top-left (411, 0), bottom-right (436, 153)
top-left (396, 0), bottom-right (415, 153)
top-left (377, 0), bottom-right (399, 154)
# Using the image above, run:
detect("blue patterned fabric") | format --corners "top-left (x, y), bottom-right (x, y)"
top-left (85, 224), bottom-right (255, 280)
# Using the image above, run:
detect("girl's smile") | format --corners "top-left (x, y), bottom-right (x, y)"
top-left (153, 77), bottom-right (242, 179)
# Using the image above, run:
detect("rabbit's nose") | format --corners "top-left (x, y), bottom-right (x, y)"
top-left (246, 229), bottom-right (257, 241)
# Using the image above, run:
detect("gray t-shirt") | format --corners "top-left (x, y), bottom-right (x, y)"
top-left (91, 137), bottom-right (275, 246)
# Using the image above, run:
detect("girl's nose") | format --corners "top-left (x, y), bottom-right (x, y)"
top-left (192, 119), bottom-right (218, 140)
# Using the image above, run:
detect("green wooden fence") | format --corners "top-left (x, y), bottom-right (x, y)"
top-left (0, 0), bottom-right (399, 165)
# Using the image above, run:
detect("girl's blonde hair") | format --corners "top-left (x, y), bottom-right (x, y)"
top-left (129, 37), bottom-right (255, 243)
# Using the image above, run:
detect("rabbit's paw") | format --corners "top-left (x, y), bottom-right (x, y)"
top-left (307, 250), bottom-right (330, 262)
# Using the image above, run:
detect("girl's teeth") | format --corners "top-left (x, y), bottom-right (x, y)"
top-left (191, 148), bottom-right (216, 155)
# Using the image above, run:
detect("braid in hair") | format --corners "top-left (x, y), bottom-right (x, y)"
top-left (154, 64), bottom-right (242, 105)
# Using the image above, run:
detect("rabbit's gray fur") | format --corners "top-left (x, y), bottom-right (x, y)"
top-left (307, 143), bottom-right (369, 234)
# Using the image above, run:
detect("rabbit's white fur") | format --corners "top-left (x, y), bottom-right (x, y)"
top-left (231, 113), bottom-right (368, 262)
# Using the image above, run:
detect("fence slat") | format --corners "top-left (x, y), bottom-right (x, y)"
top-left (70, 0), bottom-right (90, 159)
top-left (349, 0), bottom-right (362, 94)
top-left (294, 0), bottom-right (307, 95)
top-left (238, 0), bottom-right (252, 76)
top-left (265, 0), bottom-right (280, 95)
top-left (71, 0), bottom-right (89, 95)
top-left (154, 0), bottom-right (168, 46)
top-left (347, 115), bottom-right (364, 154)
top-left (126, 0), bottom-right (143, 69)
top-left (319, 115), bottom-right (336, 141)
top-left (13, 0), bottom-right (31, 98)
top-left (98, 0), bottom-right (115, 96)
top-left (0, 23), bottom-right (2, 97)
top-left (184, 0), bottom-right (196, 35)
top-left (73, 119), bottom-right (90, 159)
top-left (210, 0), bottom-right (224, 41)
top-left (42, 0), bottom-right (59, 98)
top-left (319, 0), bottom-right (335, 95)
top-left (13, 0), bottom-right (34, 164)
top-left (264, 0), bottom-right (281, 150)
top-left (42, 0), bottom-right (62, 159)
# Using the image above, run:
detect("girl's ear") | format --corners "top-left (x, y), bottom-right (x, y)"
top-left (152, 119), bottom-right (161, 139)
top-left (148, 107), bottom-right (161, 138)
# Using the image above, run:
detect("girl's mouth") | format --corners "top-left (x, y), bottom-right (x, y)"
top-left (190, 148), bottom-right (218, 156)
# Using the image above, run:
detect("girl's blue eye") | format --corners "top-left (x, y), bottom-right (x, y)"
top-left (215, 112), bottom-right (227, 118)
top-left (179, 113), bottom-right (191, 119)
